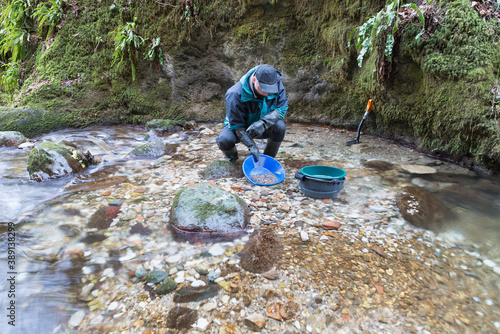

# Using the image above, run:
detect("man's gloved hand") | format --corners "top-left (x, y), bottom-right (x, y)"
top-left (246, 110), bottom-right (280, 139)
top-left (249, 145), bottom-right (259, 162)
top-left (234, 127), bottom-right (259, 161)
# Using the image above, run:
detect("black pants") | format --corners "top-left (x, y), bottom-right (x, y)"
top-left (216, 120), bottom-right (286, 151)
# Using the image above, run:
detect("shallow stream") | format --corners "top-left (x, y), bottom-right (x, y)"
top-left (1, 124), bottom-right (499, 333)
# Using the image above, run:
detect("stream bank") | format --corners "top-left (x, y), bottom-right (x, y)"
top-left (1, 0), bottom-right (499, 170)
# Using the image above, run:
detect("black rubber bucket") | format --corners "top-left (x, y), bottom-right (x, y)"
top-left (294, 165), bottom-right (346, 199)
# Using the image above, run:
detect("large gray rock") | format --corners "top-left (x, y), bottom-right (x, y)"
top-left (0, 131), bottom-right (26, 147)
top-left (27, 140), bottom-right (98, 182)
top-left (170, 183), bottom-right (249, 243)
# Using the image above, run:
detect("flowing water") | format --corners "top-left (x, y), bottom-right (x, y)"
top-left (1, 124), bottom-right (500, 333)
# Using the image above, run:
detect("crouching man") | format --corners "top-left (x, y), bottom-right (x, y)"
top-left (216, 64), bottom-right (289, 162)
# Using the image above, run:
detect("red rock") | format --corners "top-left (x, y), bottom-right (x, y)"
top-left (88, 205), bottom-right (121, 229)
top-left (374, 284), bottom-right (384, 295)
top-left (322, 220), bottom-right (341, 230)
top-left (101, 190), bottom-right (112, 196)
top-left (370, 245), bottom-right (388, 258)
top-left (64, 249), bottom-right (83, 256)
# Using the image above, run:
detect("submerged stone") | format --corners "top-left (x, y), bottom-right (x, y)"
top-left (130, 223), bottom-right (152, 235)
top-left (64, 175), bottom-right (129, 192)
top-left (135, 266), bottom-right (148, 278)
top-left (204, 160), bottom-right (243, 180)
top-left (362, 160), bottom-right (395, 172)
top-left (27, 140), bottom-right (98, 182)
top-left (59, 224), bottom-right (82, 237)
top-left (146, 270), bottom-right (169, 283)
top-left (169, 183), bottom-right (249, 243)
top-left (146, 119), bottom-right (182, 133)
top-left (400, 164), bottom-right (437, 174)
top-left (126, 142), bottom-right (177, 159)
top-left (239, 229), bottom-right (283, 273)
top-left (396, 186), bottom-right (453, 231)
top-left (244, 314), bottom-right (267, 331)
top-left (87, 205), bottom-right (121, 230)
top-left (0, 131), bottom-right (26, 147)
top-left (80, 233), bottom-right (108, 244)
top-left (146, 119), bottom-right (196, 133)
top-left (173, 284), bottom-right (220, 303)
top-left (156, 277), bottom-right (177, 295)
top-left (165, 306), bottom-right (198, 329)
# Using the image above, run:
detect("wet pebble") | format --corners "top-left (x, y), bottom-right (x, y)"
top-left (68, 310), bottom-right (86, 327)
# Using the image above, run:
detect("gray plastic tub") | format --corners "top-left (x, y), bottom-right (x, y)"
top-left (294, 166), bottom-right (346, 198)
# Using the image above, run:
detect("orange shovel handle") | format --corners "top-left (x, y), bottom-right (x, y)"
top-left (366, 99), bottom-right (374, 112)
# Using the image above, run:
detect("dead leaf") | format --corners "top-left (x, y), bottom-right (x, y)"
top-left (266, 303), bottom-right (282, 321)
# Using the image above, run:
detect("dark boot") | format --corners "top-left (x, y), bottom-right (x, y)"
top-left (222, 146), bottom-right (238, 163)
top-left (263, 139), bottom-right (282, 158)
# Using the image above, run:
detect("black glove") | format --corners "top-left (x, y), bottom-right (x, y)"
top-left (234, 127), bottom-right (259, 161)
top-left (246, 110), bottom-right (280, 139)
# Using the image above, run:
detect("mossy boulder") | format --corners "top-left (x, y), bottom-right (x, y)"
top-left (170, 183), bottom-right (249, 243)
top-left (126, 142), bottom-right (177, 159)
top-left (0, 107), bottom-right (75, 138)
top-left (145, 119), bottom-right (197, 137)
top-left (27, 140), bottom-right (97, 182)
top-left (0, 131), bottom-right (27, 147)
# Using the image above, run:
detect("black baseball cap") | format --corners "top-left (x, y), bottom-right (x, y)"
top-left (254, 64), bottom-right (281, 94)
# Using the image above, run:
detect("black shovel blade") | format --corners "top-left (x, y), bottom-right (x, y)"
top-left (346, 139), bottom-right (358, 146)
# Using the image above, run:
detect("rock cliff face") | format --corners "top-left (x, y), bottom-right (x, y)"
top-left (1, 0), bottom-right (499, 171)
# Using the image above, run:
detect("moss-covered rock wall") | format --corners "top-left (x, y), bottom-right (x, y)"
top-left (0, 0), bottom-right (499, 171)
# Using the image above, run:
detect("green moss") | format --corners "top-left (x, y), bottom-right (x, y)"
top-left (1, 0), bottom-right (498, 170)
top-left (193, 202), bottom-right (237, 221)
top-left (403, 0), bottom-right (500, 81)
top-left (26, 141), bottom-right (75, 172)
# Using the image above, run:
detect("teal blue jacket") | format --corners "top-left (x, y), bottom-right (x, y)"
top-left (223, 66), bottom-right (289, 130)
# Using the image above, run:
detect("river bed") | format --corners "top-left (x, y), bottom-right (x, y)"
top-left (1, 123), bottom-right (500, 333)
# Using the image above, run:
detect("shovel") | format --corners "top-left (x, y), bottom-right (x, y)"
top-left (346, 99), bottom-right (373, 146)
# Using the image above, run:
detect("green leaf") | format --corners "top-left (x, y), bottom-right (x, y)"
top-left (392, 17), bottom-right (399, 34)
top-left (385, 34), bottom-right (395, 60)
top-left (404, 3), bottom-right (425, 27)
